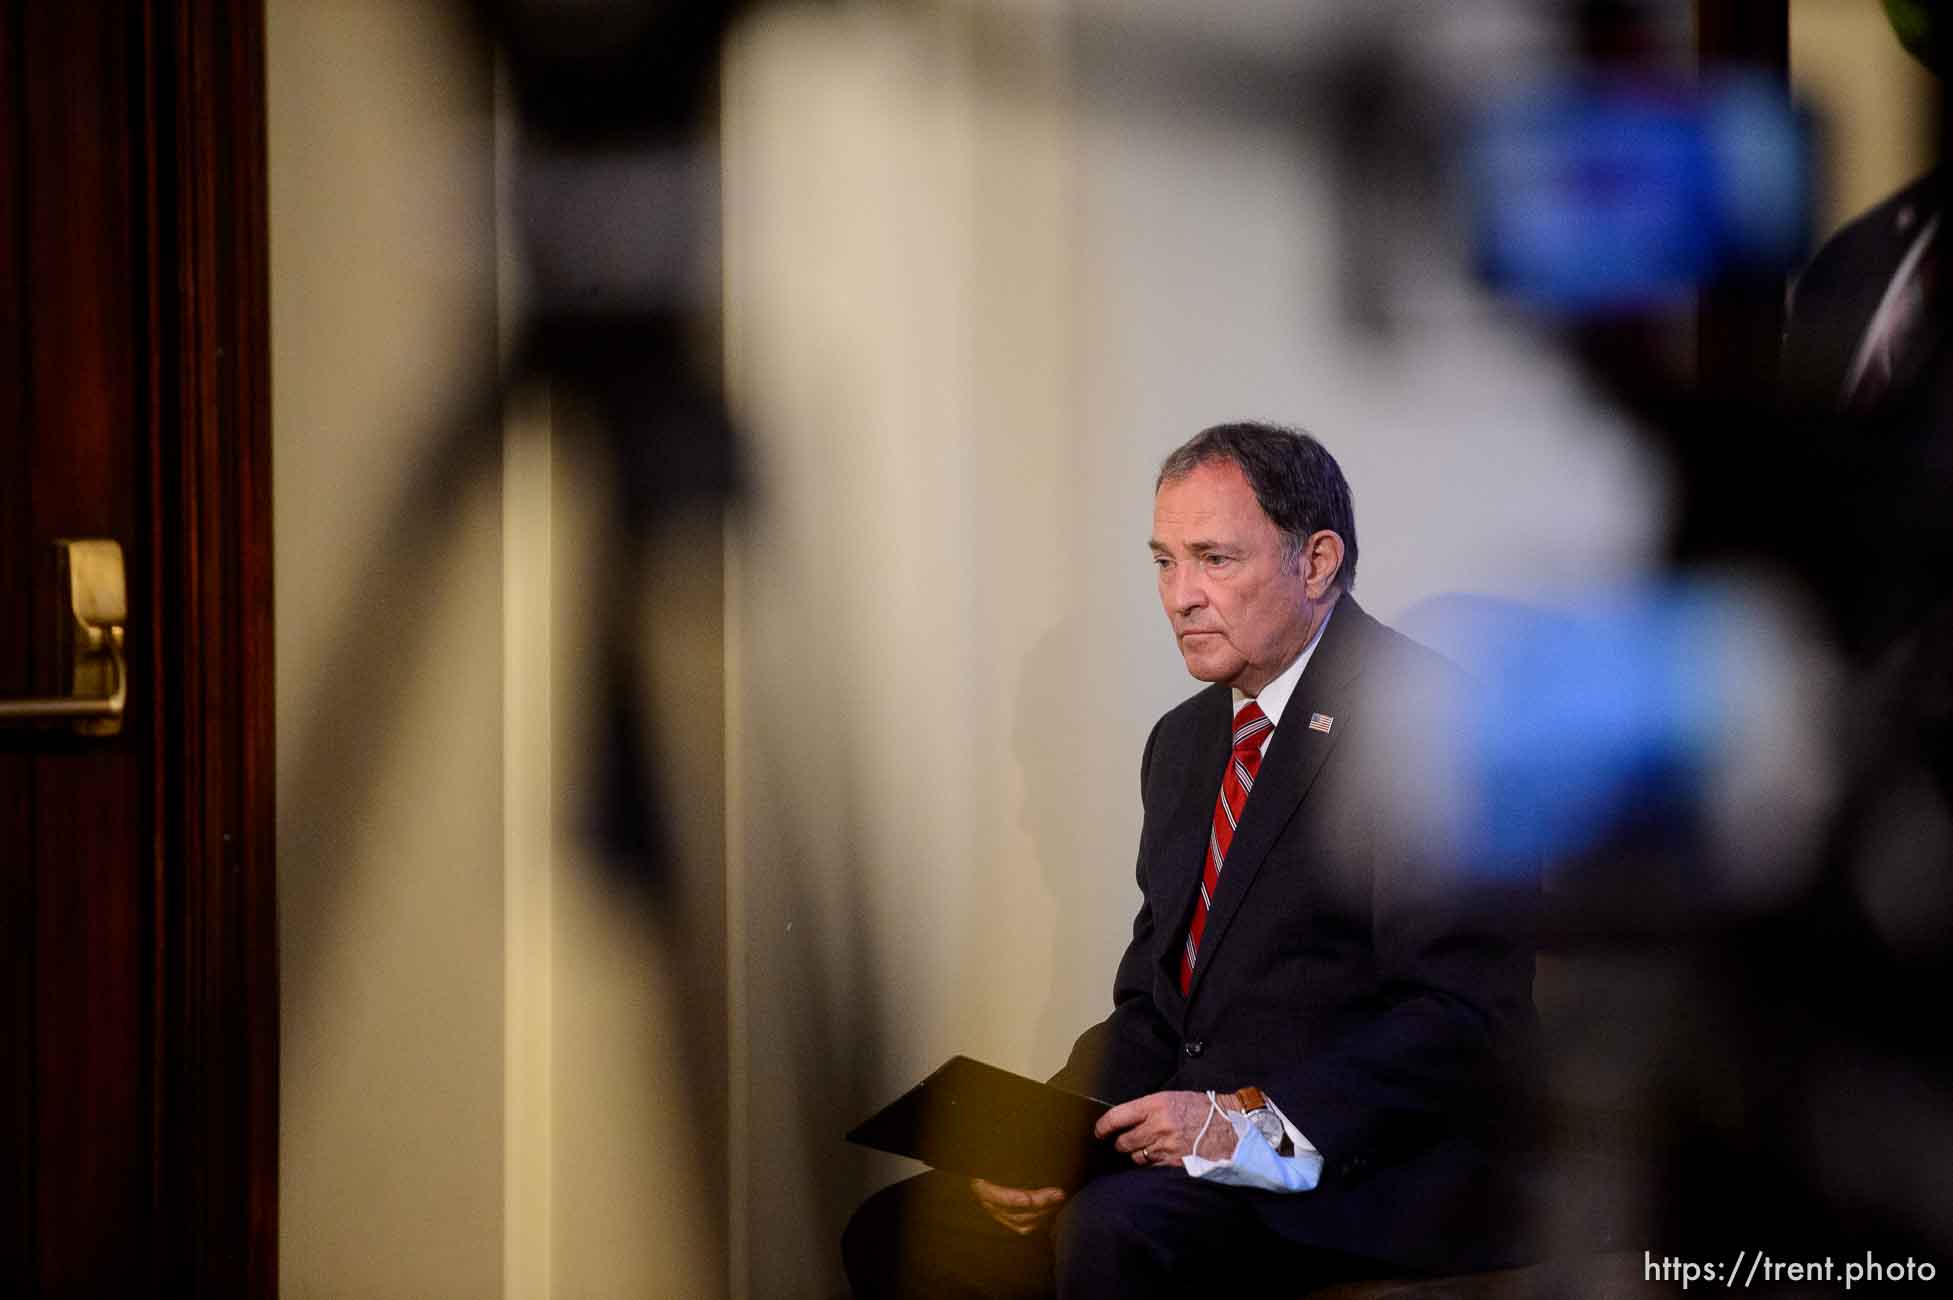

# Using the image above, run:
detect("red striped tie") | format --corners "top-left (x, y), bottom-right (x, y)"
top-left (1179, 700), bottom-right (1271, 995)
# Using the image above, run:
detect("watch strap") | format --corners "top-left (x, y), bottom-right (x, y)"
top-left (1224, 1086), bottom-right (1293, 1156)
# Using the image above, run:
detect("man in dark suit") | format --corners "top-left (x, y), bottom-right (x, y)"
top-left (844, 424), bottom-right (1537, 1298)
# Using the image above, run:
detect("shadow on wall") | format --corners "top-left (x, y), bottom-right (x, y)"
top-left (742, 698), bottom-right (892, 1300)
top-left (279, 384), bottom-right (506, 1043)
top-left (1014, 614), bottom-right (1140, 1077)
top-left (278, 385), bottom-right (743, 1289)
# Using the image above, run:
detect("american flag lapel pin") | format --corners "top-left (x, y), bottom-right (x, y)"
top-left (1308, 713), bottom-right (1334, 734)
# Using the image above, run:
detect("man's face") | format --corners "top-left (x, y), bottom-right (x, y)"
top-left (1151, 459), bottom-right (1328, 696)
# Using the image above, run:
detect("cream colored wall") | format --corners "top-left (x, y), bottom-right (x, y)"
top-left (542, 458), bottom-right (731, 1300)
top-left (722, 8), bottom-right (1091, 1296)
top-left (1792, 0), bottom-right (1939, 241)
top-left (271, 3), bottom-right (727, 1296)
top-left (721, 5), bottom-right (1663, 1298)
top-left (271, 2), bottom-right (505, 1295)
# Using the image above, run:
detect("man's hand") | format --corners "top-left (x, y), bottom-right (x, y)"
top-left (969, 1179), bottom-right (1067, 1235)
top-left (1095, 1090), bottom-right (1239, 1166)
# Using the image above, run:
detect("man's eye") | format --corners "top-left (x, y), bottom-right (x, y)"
top-left (1153, 556), bottom-right (1171, 570)
top-left (1204, 554), bottom-right (1231, 568)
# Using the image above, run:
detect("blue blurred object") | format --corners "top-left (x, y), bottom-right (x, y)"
top-left (1404, 589), bottom-right (1741, 871)
top-left (1466, 75), bottom-right (1810, 313)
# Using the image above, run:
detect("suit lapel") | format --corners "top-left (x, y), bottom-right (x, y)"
top-left (1150, 687), bottom-right (1232, 999)
top-left (1181, 597), bottom-right (1374, 1007)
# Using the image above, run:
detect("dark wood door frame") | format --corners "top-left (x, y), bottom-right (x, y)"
top-left (141, 2), bottom-right (276, 1293)
top-left (1696, 0), bottom-right (1790, 393)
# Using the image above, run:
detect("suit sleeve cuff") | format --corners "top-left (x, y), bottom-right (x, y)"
top-left (1262, 1093), bottom-right (1318, 1157)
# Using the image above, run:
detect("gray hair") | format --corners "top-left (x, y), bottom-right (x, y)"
top-left (1156, 422), bottom-right (1358, 592)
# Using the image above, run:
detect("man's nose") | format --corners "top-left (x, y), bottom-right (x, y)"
top-left (1165, 565), bottom-right (1206, 615)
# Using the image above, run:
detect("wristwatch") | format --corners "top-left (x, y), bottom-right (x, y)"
top-left (1224, 1087), bottom-right (1292, 1155)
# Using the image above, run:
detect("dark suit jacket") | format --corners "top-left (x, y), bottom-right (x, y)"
top-left (1051, 596), bottom-right (1539, 1274)
top-left (1782, 169), bottom-right (1944, 415)
top-left (1776, 169), bottom-right (1953, 658)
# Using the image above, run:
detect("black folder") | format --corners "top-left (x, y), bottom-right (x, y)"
top-left (846, 1055), bottom-right (1126, 1190)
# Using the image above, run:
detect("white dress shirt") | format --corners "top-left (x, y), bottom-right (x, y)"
top-left (1189, 597), bottom-right (1338, 1190)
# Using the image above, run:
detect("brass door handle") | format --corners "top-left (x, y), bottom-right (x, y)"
top-left (0, 539), bottom-right (128, 736)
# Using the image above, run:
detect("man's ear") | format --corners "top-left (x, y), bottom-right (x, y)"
top-left (1303, 530), bottom-right (1345, 598)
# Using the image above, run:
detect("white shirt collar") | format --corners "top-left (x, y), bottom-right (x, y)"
top-left (1232, 598), bottom-right (1336, 731)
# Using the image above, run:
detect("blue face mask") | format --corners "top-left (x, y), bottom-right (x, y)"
top-left (1179, 1091), bottom-right (1323, 1193)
